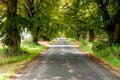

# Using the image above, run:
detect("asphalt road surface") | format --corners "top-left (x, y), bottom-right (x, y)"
top-left (21, 39), bottom-right (120, 80)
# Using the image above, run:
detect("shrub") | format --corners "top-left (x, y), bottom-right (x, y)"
top-left (92, 41), bottom-right (110, 52)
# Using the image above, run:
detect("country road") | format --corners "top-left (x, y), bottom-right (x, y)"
top-left (20, 39), bottom-right (120, 80)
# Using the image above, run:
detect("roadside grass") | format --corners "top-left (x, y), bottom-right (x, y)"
top-left (94, 45), bottom-right (120, 69)
top-left (79, 40), bottom-right (93, 53)
top-left (78, 40), bottom-right (120, 69)
top-left (0, 42), bottom-right (46, 80)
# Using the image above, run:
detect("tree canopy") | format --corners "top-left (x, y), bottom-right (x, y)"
top-left (0, 0), bottom-right (120, 54)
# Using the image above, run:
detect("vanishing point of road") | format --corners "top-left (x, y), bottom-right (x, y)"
top-left (20, 39), bottom-right (120, 80)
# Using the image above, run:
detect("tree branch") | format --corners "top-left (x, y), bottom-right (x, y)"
top-left (23, 4), bottom-right (32, 18)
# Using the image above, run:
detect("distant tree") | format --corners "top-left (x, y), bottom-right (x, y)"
top-left (20, 0), bottom-right (61, 43)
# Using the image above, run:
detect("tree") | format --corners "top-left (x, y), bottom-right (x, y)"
top-left (63, 0), bottom-right (93, 40)
top-left (0, 0), bottom-right (29, 55)
top-left (1, 0), bottom-right (21, 55)
top-left (19, 0), bottom-right (40, 44)
top-left (20, 0), bottom-right (61, 43)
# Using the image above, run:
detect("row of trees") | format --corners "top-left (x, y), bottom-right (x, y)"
top-left (62, 0), bottom-right (120, 44)
top-left (0, 0), bottom-right (61, 55)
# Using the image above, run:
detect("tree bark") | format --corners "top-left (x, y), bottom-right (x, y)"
top-left (7, 28), bottom-right (21, 55)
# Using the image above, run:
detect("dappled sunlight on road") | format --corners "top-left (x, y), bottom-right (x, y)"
top-left (21, 51), bottom-right (107, 80)
top-left (13, 39), bottom-right (120, 80)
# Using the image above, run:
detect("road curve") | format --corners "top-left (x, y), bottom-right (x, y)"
top-left (20, 39), bottom-right (120, 80)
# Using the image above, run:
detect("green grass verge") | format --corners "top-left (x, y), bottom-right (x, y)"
top-left (94, 45), bottom-right (120, 69)
top-left (0, 42), bottom-right (46, 80)
top-left (79, 40), bottom-right (120, 69)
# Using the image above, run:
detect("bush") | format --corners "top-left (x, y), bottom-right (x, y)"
top-left (92, 41), bottom-right (110, 52)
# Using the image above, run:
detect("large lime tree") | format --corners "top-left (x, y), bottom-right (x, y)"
top-left (0, 0), bottom-right (29, 55)
top-left (1, 0), bottom-right (21, 54)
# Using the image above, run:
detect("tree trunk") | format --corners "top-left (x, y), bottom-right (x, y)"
top-left (7, 28), bottom-right (21, 55)
top-left (32, 27), bottom-right (40, 44)
top-left (7, 0), bottom-right (17, 17)
top-left (76, 32), bottom-right (80, 40)
top-left (113, 22), bottom-right (120, 43)
top-left (107, 22), bottom-right (120, 44)
top-left (5, 0), bottom-right (21, 54)
top-left (89, 29), bottom-right (94, 42)
top-left (107, 1), bottom-right (120, 44)
top-left (112, 1), bottom-right (120, 43)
